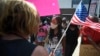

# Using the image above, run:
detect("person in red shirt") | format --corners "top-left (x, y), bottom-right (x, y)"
top-left (81, 16), bottom-right (100, 51)
top-left (81, 26), bottom-right (100, 44)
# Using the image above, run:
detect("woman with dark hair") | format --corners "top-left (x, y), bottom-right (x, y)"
top-left (49, 16), bottom-right (62, 41)
top-left (65, 24), bottom-right (80, 56)
top-left (47, 16), bottom-right (62, 56)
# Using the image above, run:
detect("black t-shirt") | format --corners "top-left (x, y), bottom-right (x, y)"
top-left (66, 27), bottom-right (79, 43)
top-left (0, 39), bottom-right (37, 56)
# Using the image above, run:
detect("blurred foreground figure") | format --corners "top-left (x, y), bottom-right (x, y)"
top-left (0, 0), bottom-right (54, 56)
top-left (81, 16), bottom-right (100, 44)
top-left (81, 16), bottom-right (100, 51)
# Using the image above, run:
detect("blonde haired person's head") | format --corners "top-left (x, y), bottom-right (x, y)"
top-left (0, 0), bottom-right (40, 39)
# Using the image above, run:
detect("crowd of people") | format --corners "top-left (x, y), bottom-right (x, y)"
top-left (0, 0), bottom-right (100, 56)
top-left (30, 15), bottom-right (80, 56)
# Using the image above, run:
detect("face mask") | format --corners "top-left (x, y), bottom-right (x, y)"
top-left (50, 23), bottom-right (58, 29)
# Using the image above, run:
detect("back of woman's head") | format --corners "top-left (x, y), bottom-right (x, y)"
top-left (0, 0), bottom-right (40, 37)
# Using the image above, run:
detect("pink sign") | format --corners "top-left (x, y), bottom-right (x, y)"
top-left (28, 0), bottom-right (60, 16)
